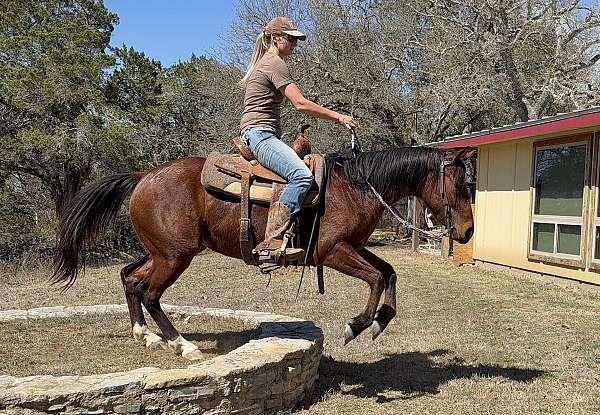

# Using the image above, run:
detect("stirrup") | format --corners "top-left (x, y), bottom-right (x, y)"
top-left (255, 227), bottom-right (305, 265)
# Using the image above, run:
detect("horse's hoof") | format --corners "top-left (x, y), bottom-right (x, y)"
top-left (343, 324), bottom-right (355, 345)
top-left (371, 320), bottom-right (382, 340)
top-left (132, 322), bottom-right (148, 342)
top-left (145, 332), bottom-right (165, 349)
top-left (146, 338), bottom-right (166, 351)
top-left (168, 335), bottom-right (201, 359)
top-left (133, 323), bottom-right (166, 350)
top-left (182, 349), bottom-right (204, 361)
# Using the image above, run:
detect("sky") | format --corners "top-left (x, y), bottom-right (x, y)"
top-left (104, 0), bottom-right (237, 66)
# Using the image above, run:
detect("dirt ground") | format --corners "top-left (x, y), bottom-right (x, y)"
top-left (0, 314), bottom-right (257, 376)
top-left (1, 245), bottom-right (599, 415)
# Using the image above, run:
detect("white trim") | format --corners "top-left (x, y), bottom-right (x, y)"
top-left (531, 215), bottom-right (582, 225)
top-left (530, 249), bottom-right (582, 260)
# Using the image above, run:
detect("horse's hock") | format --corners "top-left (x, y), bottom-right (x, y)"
top-left (0, 305), bottom-right (323, 415)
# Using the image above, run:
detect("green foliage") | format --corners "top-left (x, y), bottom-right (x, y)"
top-left (105, 46), bottom-right (163, 115)
top-left (0, 0), bottom-right (116, 119)
top-left (0, 0), bottom-right (119, 219)
top-left (158, 55), bottom-right (243, 155)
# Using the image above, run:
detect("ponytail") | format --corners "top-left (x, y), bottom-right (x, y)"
top-left (240, 31), bottom-right (270, 85)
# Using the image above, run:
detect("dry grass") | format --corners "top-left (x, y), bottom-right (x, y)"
top-left (1, 245), bottom-right (599, 414)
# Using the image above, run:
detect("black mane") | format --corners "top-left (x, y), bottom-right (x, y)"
top-left (327, 147), bottom-right (446, 199)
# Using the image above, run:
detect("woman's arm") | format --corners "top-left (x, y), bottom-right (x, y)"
top-left (281, 83), bottom-right (357, 127)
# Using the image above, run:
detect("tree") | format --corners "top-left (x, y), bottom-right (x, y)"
top-left (377, 0), bottom-right (600, 140)
top-left (103, 46), bottom-right (166, 169)
top-left (157, 55), bottom-right (244, 157)
top-left (225, 0), bottom-right (600, 146)
top-left (0, 0), bottom-right (117, 217)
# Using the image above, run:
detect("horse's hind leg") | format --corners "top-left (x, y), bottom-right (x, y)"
top-left (139, 254), bottom-right (205, 360)
top-left (120, 255), bottom-right (165, 350)
top-left (358, 248), bottom-right (397, 340)
top-left (322, 242), bottom-right (384, 345)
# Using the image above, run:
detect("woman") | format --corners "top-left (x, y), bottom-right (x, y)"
top-left (240, 16), bottom-right (357, 262)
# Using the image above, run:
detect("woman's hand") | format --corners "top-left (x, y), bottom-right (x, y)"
top-left (337, 113), bottom-right (357, 128)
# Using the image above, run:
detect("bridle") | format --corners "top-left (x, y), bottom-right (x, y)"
top-left (349, 127), bottom-right (454, 241)
top-left (439, 158), bottom-right (455, 235)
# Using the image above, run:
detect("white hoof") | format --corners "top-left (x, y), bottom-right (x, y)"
top-left (167, 335), bottom-right (201, 359)
top-left (145, 332), bottom-right (166, 350)
top-left (371, 320), bottom-right (382, 340)
top-left (133, 323), bottom-right (166, 350)
top-left (132, 322), bottom-right (147, 342)
top-left (343, 324), bottom-right (355, 345)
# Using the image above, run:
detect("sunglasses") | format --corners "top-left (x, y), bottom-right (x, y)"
top-left (281, 33), bottom-right (298, 43)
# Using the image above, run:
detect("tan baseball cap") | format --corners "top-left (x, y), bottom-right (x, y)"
top-left (265, 17), bottom-right (306, 40)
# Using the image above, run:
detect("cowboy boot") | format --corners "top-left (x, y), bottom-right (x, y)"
top-left (255, 201), bottom-right (305, 264)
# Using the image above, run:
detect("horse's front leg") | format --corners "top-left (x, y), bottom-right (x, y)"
top-left (323, 242), bottom-right (384, 345)
top-left (358, 248), bottom-right (397, 340)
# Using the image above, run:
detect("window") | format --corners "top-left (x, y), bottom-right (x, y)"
top-left (530, 141), bottom-right (588, 261)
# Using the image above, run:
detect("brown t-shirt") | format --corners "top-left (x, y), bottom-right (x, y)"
top-left (240, 52), bottom-right (294, 136)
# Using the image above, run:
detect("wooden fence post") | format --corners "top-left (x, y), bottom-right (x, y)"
top-left (441, 235), bottom-right (453, 258)
top-left (410, 197), bottom-right (421, 251)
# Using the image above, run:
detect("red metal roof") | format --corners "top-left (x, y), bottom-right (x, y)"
top-left (436, 107), bottom-right (600, 149)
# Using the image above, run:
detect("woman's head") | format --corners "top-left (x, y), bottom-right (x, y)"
top-left (265, 17), bottom-right (305, 57)
top-left (240, 17), bottom-right (306, 85)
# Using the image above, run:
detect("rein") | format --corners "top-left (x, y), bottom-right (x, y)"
top-left (348, 128), bottom-right (451, 242)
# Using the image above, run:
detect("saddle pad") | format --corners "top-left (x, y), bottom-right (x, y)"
top-left (201, 153), bottom-right (325, 207)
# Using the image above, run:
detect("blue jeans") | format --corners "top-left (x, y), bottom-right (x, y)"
top-left (241, 127), bottom-right (313, 216)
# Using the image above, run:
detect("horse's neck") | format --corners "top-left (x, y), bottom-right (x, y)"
top-left (376, 163), bottom-right (433, 205)
top-left (331, 149), bottom-right (436, 207)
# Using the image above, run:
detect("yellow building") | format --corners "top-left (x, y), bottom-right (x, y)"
top-left (439, 107), bottom-right (600, 285)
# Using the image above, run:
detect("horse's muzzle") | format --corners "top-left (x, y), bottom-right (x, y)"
top-left (452, 226), bottom-right (473, 244)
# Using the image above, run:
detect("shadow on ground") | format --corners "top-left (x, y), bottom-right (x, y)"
top-left (314, 349), bottom-right (547, 403)
top-left (183, 329), bottom-right (259, 355)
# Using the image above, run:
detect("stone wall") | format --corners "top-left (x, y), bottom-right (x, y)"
top-left (0, 305), bottom-right (324, 415)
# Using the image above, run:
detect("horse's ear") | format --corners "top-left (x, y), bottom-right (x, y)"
top-left (297, 124), bottom-right (311, 135)
top-left (445, 147), bottom-right (477, 163)
top-left (459, 147), bottom-right (477, 160)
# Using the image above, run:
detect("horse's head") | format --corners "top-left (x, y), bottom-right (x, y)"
top-left (421, 148), bottom-right (476, 244)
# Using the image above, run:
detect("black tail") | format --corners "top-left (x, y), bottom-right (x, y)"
top-left (52, 173), bottom-right (143, 289)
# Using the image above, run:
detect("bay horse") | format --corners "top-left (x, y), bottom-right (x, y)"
top-left (53, 146), bottom-right (475, 360)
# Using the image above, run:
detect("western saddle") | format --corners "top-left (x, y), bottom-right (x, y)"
top-left (200, 127), bottom-right (325, 267)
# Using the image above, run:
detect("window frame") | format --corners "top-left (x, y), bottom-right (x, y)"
top-left (528, 135), bottom-right (592, 267)
top-left (588, 133), bottom-right (600, 270)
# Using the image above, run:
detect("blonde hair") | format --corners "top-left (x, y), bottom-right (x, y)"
top-left (240, 31), bottom-right (270, 85)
